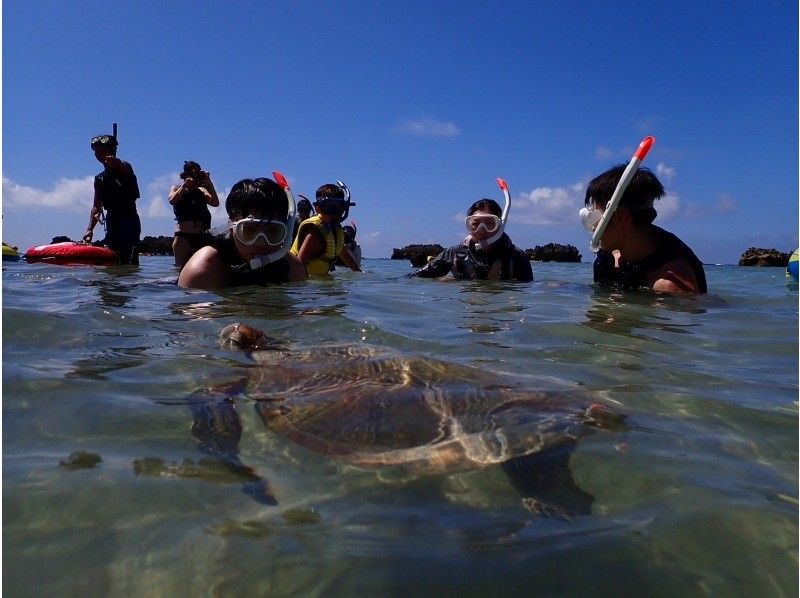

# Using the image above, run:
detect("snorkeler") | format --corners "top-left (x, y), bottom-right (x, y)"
top-left (579, 139), bottom-right (706, 293)
top-left (178, 174), bottom-right (306, 289)
top-left (291, 181), bottom-right (361, 275)
top-left (410, 179), bottom-right (532, 281)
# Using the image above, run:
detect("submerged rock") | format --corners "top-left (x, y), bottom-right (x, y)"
top-left (738, 247), bottom-right (790, 267)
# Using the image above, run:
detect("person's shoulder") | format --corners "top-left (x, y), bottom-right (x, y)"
top-left (177, 246), bottom-right (229, 289)
top-left (648, 258), bottom-right (701, 294)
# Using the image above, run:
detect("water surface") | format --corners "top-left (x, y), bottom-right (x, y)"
top-left (3, 257), bottom-right (797, 596)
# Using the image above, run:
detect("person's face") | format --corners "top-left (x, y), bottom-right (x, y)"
top-left (466, 209), bottom-right (502, 243)
top-left (230, 209), bottom-right (288, 261)
top-left (92, 145), bottom-right (114, 164)
top-left (298, 210), bottom-right (311, 222)
top-left (593, 203), bottom-right (630, 251)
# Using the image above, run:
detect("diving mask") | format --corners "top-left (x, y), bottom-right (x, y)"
top-left (231, 217), bottom-right (288, 246)
top-left (579, 206), bottom-right (604, 233)
top-left (466, 214), bottom-right (502, 234)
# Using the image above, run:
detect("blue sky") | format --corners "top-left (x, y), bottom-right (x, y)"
top-left (3, 1), bottom-right (797, 264)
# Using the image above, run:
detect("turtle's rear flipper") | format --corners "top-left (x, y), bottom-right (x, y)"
top-left (500, 441), bottom-right (593, 521)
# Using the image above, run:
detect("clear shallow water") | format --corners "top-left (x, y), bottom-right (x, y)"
top-left (3, 257), bottom-right (797, 596)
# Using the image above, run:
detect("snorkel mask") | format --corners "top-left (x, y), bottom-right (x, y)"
top-left (472, 177), bottom-right (511, 250)
top-left (244, 170), bottom-right (297, 271)
top-left (584, 136), bottom-right (655, 253)
top-left (316, 180), bottom-right (356, 223)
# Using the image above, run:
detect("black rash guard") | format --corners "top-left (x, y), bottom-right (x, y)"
top-left (593, 225), bottom-right (707, 293)
top-left (94, 162), bottom-right (141, 264)
top-left (213, 231), bottom-right (291, 286)
top-left (413, 234), bottom-right (533, 282)
top-left (173, 187), bottom-right (212, 231)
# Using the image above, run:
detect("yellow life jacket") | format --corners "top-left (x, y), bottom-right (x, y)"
top-left (290, 214), bottom-right (345, 276)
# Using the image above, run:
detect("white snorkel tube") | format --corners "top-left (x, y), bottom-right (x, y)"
top-left (589, 136), bottom-right (655, 252)
top-left (245, 170), bottom-right (297, 271)
top-left (477, 177), bottom-right (511, 249)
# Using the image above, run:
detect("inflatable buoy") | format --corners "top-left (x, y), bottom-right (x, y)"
top-left (25, 242), bottom-right (118, 266)
top-left (2, 243), bottom-right (20, 261)
top-left (787, 249), bottom-right (799, 280)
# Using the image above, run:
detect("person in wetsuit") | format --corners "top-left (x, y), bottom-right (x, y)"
top-left (178, 177), bottom-right (306, 289)
top-left (291, 196), bottom-right (313, 242)
top-left (169, 160), bottom-right (219, 268)
top-left (581, 165), bottom-right (706, 294)
top-left (411, 198), bottom-right (533, 281)
top-left (82, 132), bottom-right (141, 265)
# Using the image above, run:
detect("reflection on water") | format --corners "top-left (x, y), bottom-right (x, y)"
top-left (2, 258), bottom-right (797, 596)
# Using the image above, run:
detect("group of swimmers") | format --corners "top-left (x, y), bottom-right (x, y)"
top-left (82, 129), bottom-right (706, 294)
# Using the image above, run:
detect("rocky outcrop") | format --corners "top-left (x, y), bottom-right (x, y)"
top-left (140, 236), bottom-right (174, 255)
top-left (738, 247), bottom-right (790, 267)
top-left (391, 244), bottom-right (446, 267)
top-left (525, 243), bottom-right (582, 262)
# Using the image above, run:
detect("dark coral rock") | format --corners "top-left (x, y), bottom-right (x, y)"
top-left (738, 247), bottom-right (790, 267)
top-left (525, 243), bottom-right (582, 262)
top-left (392, 244), bottom-right (446, 267)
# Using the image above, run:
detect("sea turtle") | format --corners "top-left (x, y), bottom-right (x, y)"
top-left (187, 323), bottom-right (624, 519)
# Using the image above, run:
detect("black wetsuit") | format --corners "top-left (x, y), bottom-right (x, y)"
top-left (173, 188), bottom-right (213, 251)
top-left (213, 232), bottom-right (291, 286)
top-left (593, 225), bottom-right (707, 293)
top-left (95, 162), bottom-right (141, 265)
top-left (413, 234), bottom-right (533, 281)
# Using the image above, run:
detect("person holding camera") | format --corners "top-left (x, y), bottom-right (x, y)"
top-left (169, 160), bottom-right (220, 268)
top-left (83, 132), bottom-right (141, 265)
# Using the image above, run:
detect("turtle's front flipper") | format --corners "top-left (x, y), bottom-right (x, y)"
top-left (500, 441), bottom-right (594, 521)
top-left (189, 391), bottom-right (277, 506)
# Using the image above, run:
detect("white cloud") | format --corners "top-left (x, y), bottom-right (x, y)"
top-left (395, 117), bottom-right (460, 137)
top-left (2, 175), bottom-right (94, 210)
top-left (144, 172), bottom-right (178, 218)
top-left (513, 182), bottom-right (586, 226)
top-left (656, 162), bottom-right (676, 182)
top-left (595, 145), bottom-right (613, 160)
top-left (657, 193), bottom-right (682, 221)
top-left (364, 231), bottom-right (381, 245)
top-left (714, 194), bottom-right (737, 214)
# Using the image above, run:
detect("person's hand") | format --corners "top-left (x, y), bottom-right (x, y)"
top-left (103, 155), bottom-right (123, 169)
top-left (82, 229), bottom-right (93, 243)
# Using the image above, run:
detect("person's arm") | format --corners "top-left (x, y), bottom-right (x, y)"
top-left (197, 173), bottom-right (220, 207)
top-left (82, 186), bottom-right (104, 243)
top-left (168, 185), bottom-right (184, 205)
top-left (409, 249), bottom-right (453, 278)
top-left (296, 229), bottom-right (326, 266)
top-left (649, 259), bottom-right (701, 294)
top-left (286, 253), bottom-right (308, 281)
top-left (177, 246), bottom-right (230, 289)
top-left (338, 246), bottom-right (361, 272)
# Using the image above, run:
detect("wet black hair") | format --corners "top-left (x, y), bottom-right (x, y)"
top-left (467, 198), bottom-right (502, 217)
top-left (225, 178), bottom-right (288, 221)
top-left (297, 198), bottom-right (313, 213)
top-left (584, 165), bottom-right (664, 226)
top-left (342, 225), bottom-right (356, 243)
top-left (180, 160), bottom-right (202, 179)
top-left (315, 184), bottom-right (345, 202)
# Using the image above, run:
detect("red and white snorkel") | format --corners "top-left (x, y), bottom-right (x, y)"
top-left (589, 136), bottom-right (655, 252)
top-left (245, 170), bottom-right (297, 271)
top-left (477, 177), bottom-right (512, 249)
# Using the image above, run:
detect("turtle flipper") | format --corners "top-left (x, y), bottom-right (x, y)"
top-left (189, 394), bottom-right (278, 506)
top-left (500, 441), bottom-right (594, 521)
